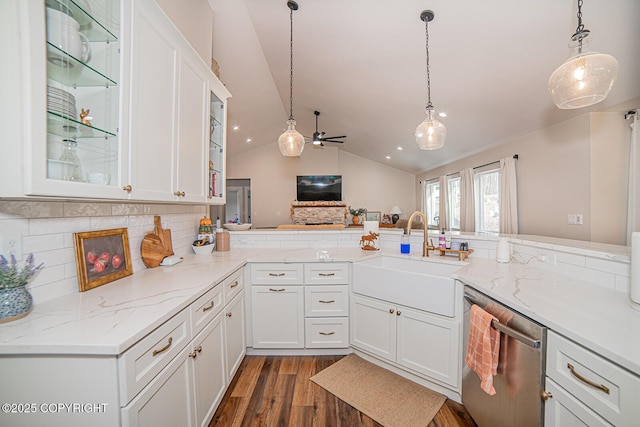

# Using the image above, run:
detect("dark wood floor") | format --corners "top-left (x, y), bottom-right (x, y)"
top-left (210, 355), bottom-right (477, 427)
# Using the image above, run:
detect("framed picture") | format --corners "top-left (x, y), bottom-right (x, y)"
top-left (73, 228), bottom-right (133, 292)
top-left (365, 211), bottom-right (381, 222)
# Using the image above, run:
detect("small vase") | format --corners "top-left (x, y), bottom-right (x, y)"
top-left (0, 285), bottom-right (33, 323)
top-left (352, 215), bottom-right (360, 225)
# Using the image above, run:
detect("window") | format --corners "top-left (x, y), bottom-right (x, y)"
top-left (424, 180), bottom-right (440, 228)
top-left (447, 176), bottom-right (460, 230)
top-left (475, 169), bottom-right (500, 233)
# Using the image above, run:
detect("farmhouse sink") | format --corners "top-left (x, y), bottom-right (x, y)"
top-left (352, 256), bottom-right (462, 317)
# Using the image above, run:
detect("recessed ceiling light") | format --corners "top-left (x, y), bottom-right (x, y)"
top-left (396, 146), bottom-right (403, 151)
top-left (232, 125), bottom-right (239, 131)
top-left (385, 156), bottom-right (391, 160)
top-left (246, 138), bottom-right (252, 143)
top-left (438, 112), bottom-right (447, 118)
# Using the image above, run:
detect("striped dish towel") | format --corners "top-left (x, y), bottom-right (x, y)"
top-left (465, 304), bottom-right (500, 395)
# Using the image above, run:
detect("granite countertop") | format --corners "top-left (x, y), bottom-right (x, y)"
top-left (0, 247), bottom-right (638, 378)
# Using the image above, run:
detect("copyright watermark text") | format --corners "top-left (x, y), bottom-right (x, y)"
top-left (2, 402), bottom-right (108, 414)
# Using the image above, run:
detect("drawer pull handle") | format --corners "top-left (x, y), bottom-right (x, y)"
top-left (319, 300), bottom-right (335, 304)
top-left (268, 273), bottom-right (285, 277)
top-left (269, 288), bottom-right (286, 292)
top-left (226, 312), bottom-right (232, 318)
top-left (122, 185), bottom-right (132, 192)
top-left (319, 331), bottom-right (335, 336)
top-left (203, 301), bottom-right (215, 312)
top-left (230, 281), bottom-right (239, 288)
top-left (319, 273), bottom-right (335, 277)
top-left (152, 337), bottom-right (173, 357)
top-left (567, 363), bottom-right (610, 395)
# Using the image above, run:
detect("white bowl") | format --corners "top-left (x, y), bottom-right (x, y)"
top-left (192, 243), bottom-right (214, 255)
top-left (223, 223), bottom-right (252, 231)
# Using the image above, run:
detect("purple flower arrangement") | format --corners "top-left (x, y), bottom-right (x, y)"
top-left (0, 253), bottom-right (44, 289)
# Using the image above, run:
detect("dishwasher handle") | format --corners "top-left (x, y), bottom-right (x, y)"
top-left (464, 294), bottom-right (541, 349)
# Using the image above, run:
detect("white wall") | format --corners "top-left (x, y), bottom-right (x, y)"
top-left (416, 109), bottom-right (635, 245)
top-left (155, 0), bottom-right (213, 65)
top-left (227, 143), bottom-right (416, 228)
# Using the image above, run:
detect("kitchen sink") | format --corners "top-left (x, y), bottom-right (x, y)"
top-left (352, 255), bottom-right (462, 317)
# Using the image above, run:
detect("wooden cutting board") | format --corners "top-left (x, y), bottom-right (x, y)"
top-left (141, 216), bottom-right (174, 268)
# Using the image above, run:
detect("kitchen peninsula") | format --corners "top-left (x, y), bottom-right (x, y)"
top-left (0, 230), bottom-right (638, 426)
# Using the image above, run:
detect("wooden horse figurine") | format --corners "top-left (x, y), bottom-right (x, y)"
top-left (360, 231), bottom-right (379, 251)
top-left (80, 108), bottom-right (92, 126)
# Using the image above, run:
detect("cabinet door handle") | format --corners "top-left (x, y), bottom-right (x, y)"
top-left (269, 288), bottom-right (286, 292)
top-left (319, 300), bottom-right (335, 304)
top-left (189, 351), bottom-right (197, 359)
top-left (268, 273), bottom-right (285, 277)
top-left (173, 191), bottom-right (185, 197)
top-left (152, 337), bottom-right (173, 357)
top-left (122, 185), bottom-right (132, 192)
top-left (319, 331), bottom-right (335, 336)
top-left (226, 312), bottom-right (232, 318)
top-left (389, 309), bottom-right (394, 314)
top-left (396, 311), bottom-right (402, 316)
top-left (319, 273), bottom-right (335, 277)
top-left (567, 363), bottom-right (610, 394)
top-left (203, 301), bottom-right (215, 312)
top-left (230, 281), bottom-right (239, 288)
top-left (196, 345), bottom-right (202, 353)
top-left (540, 391), bottom-right (553, 401)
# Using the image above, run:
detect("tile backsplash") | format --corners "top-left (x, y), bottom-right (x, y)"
top-left (0, 201), bottom-right (207, 304)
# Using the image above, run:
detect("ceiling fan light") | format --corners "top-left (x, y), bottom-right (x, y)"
top-left (278, 119), bottom-right (305, 156)
top-left (548, 50), bottom-right (619, 109)
top-left (414, 109), bottom-right (447, 150)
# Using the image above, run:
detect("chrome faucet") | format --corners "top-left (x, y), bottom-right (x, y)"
top-left (406, 211), bottom-right (434, 257)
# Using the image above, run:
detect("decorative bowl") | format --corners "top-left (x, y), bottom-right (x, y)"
top-left (223, 223), bottom-right (252, 231)
top-left (192, 243), bottom-right (214, 255)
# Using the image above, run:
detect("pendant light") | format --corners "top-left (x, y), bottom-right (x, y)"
top-left (548, 0), bottom-right (618, 109)
top-left (414, 10), bottom-right (446, 151)
top-left (278, 0), bottom-right (305, 156)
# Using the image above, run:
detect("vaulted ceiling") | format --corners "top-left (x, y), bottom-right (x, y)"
top-left (211, 0), bottom-right (640, 174)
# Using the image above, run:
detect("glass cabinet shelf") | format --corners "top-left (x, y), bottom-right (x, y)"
top-left (47, 111), bottom-right (116, 138)
top-left (47, 43), bottom-right (117, 88)
top-left (46, 0), bottom-right (118, 42)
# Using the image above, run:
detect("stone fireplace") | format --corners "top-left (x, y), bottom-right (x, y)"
top-left (290, 201), bottom-right (347, 225)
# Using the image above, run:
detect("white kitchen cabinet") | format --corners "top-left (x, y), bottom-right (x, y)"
top-left (224, 291), bottom-right (246, 380)
top-left (127, 0), bottom-right (229, 203)
top-left (251, 285), bottom-right (304, 349)
top-left (192, 311), bottom-right (226, 427)
top-left (2, 0), bottom-right (229, 204)
top-left (544, 330), bottom-right (640, 427)
top-left (122, 344), bottom-right (196, 427)
top-left (351, 293), bottom-right (459, 389)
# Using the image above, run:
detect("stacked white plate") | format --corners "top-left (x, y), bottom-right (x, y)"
top-left (47, 85), bottom-right (77, 119)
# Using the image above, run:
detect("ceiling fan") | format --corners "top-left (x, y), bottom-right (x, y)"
top-left (308, 110), bottom-right (346, 147)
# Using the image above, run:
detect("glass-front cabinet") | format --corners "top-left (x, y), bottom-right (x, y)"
top-left (209, 91), bottom-right (225, 202)
top-left (30, 0), bottom-right (126, 199)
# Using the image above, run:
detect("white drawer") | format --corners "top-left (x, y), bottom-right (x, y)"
top-left (222, 268), bottom-right (244, 304)
top-left (304, 285), bottom-right (349, 317)
top-left (118, 309), bottom-right (191, 405)
top-left (547, 330), bottom-right (640, 426)
top-left (250, 263), bottom-right (303, 285)
top-left (304, 317), bottom-right (349, 348)
top-left (191, 284), bottom-right (223, 337)
top-left (304, 263), bottom-right (349, 285)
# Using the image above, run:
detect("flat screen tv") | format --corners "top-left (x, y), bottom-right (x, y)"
top-left (296, 175), bottom-right (342, 202)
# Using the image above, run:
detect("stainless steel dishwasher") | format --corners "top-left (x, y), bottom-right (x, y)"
top-left (462, 286), bottom-right (547, 427)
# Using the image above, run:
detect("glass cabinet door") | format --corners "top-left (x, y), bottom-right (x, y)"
top-left (209, 91), bottom-right (224, 201)
top-left (44, 0), bottom-right (120, 190)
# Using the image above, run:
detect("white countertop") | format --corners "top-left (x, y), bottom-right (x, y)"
top-left (0, 247), bottom-right (638, 378)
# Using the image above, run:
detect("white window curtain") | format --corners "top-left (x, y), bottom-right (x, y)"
top-left (627, 111), bottom-right (640, 245)
top-left (499, 157), bottom-right (518, 234)
top-left (459, 168), bottom-right (475, 232)
top-left (420, 179), bottom-right (427, 217)
top-left (439, 175), bottom-right (449, 231)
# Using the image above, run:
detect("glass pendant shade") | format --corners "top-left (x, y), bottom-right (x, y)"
top-left (414, 109), bottom-right (447, 150)
top-left (549, 45), bottom-right (618, 109)
top-left (278, 119), bottom-right (305, 156)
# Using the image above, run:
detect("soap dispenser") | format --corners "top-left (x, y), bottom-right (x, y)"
top-left (439, 229), bottom-right (446, 249)
top-left (400, 229), bottom-right (410, 254)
